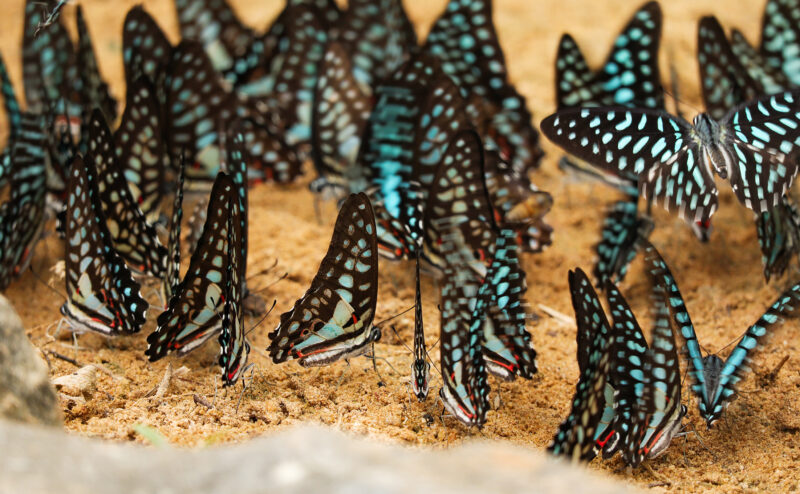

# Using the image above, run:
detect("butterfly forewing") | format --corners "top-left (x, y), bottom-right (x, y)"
top-left (162, 157), bottom-right (186, 306)
top-left (76, 5), bottom-right (117, 123)
top-left (411, 254), bottom-right (429, 401)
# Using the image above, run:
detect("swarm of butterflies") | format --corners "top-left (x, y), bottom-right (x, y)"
top-left (2, 0), bottom-right (800, 471)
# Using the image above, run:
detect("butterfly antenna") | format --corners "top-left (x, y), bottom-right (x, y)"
top-left (254, 272), bottom-right (288, 294)
top-left (387, 325), bottom-right (414, 354)
top-left (668, 53), bottom-right (685, 121)
top-left (245, 258), bottom-right (279, 282)
top-left (244, 300), bottom-right (277, 338)
top-left (28, 265), bottom-right (66, 300)
top-left (373, 305), bottom-right (415, 328)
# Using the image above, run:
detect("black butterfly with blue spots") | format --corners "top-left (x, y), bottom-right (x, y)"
top-left (645, 243), bottom-right (800, 426)
top-left (61, 155), bottom-right (147, 336)
top-left (411, 253), bottom-right (430, 401)
top-left (268, 193), bottom-right (380, 366)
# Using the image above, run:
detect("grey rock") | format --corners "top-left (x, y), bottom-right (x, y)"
top-left (0, 421), bottom-right (638, 494)
top-left (0, 295), bottom-right (61, 426)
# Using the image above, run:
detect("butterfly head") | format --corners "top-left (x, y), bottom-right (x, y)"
top-left (693, 113), bottom-right (731, 179)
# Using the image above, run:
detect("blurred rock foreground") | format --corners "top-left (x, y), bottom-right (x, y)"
top-left (0, 294), bottom-right (61, 426)
top-left (0, 421), bottom-right (636, 494)
top-left (0, 294), bottom-right (635, 493)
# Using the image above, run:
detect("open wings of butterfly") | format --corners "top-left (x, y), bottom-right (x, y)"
top-left (541, 90), bottom-right (800, 223)
top-left (61, 155), bottom-right (147, 336)
top-left (644, 242), bottom-right (800, 426)
top-left (267, 193), bottom-right (380, 366)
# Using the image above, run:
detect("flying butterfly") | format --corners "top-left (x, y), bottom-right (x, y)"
top-left (60, 155), bottom-right (147, 336)
top-left (146, 173), bottom-right (237, 360)
top-left (267, 193), bottom-right (380, 366)
top-left (645, 243), bottom-right (800, 426)
top-left (422, 0), bottom-right (543, 175)
top-left (86, 110), bottom-right (167, 278)
top-left (697, 15), bottom-right (800, 282)
top-left (541, 90), bottom-right (800, 223)
top-left (548, 268), bottom-right (613, 462)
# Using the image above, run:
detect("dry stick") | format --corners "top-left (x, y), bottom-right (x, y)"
top-left (764, 355), bottom-right (790, 384)
top-left (46, 350), bottom-right (83, 367)
top-left (193, 394), bottom-right (214, 409)
top-left (536, 303), bottom-right (573, 327)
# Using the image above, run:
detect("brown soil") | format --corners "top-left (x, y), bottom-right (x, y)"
top-left (2, 0), bottom-right (800, 492)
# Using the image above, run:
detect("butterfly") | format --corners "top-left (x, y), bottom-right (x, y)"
top-left (310, 41), bottom-right (373, 198)
top-left (548, 268), bottom-right (613, 462)
top-left (541, 90), bottom-right (800, 223)
top-left (86, 110), bottom-right (168, 278)
top-left (122, 6), bottom-right (173, 93)
top-left (218, 173), bottom-right (249, 387)
top-left (438, 236), bottom-right (490, 428)
top-left (422, 0), bottom-right (543, 176)
top-left (146, 173), bottom-right (237, 360)
top-left (644, 243), bottom-right (800, 426)
top-left (0, 52), bottom-right (22, 155)
top-left (555, 1), bottom-right (665, 283)
top-left (697, 16), bottom-right (800, 282)
top-left (60, 155), bottom-right (147, 335)
top-left (115, 76), bottom-right (167, 224)
top-left (411, 253), bottom-right (430, 401)
top-left (598, 271), bottom-right (684, 467)
top-left (267, 193), bottom-right (380, 366)
top-left (0, 113), bottom-right (49, 291)
top-left (329, 0), bottom-right (417, 89)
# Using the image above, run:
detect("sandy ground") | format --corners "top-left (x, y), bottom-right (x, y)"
top-left (2, 0), bottom-right (800, 492)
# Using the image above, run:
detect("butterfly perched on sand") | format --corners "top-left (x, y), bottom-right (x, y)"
top-left (146, 173), bottom-right (238, 360)
top-left (85, 110), bottom-right (167, 278)
top-left (267, 193), bottom-right (380, 366)
top-left (645, 243), bottom-right (800, 426)
top-left (422, 0), bottom-right (543, 175)
top-left (61, 155), bottom-right (147, 335)
top-left (122, 6), bottom-right (173, 92)
top-left (411, 254), bottom-right (430, 401)
top-left (549, 269), bottom-right (614, 462)
top-left (598, 270), bottom-right (684, 467)
top-left (541, 90), bottom-right (800, 223)
top-left (438, 237), bottom-right (490, 428)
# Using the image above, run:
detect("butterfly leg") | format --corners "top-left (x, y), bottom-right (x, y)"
top-left (335, 359), bottom-right (352, 388)
top-left (235, 363), bottom-right (256, 414)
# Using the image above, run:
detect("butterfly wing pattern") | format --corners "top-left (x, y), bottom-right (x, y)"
top-left (161, 157), bottom-right (186, 306)
top-left (411, 254), bottom-right (429, 401)
top-left (645, 243), bottom-right (800, 426)
top-left (61, 156), bottom-right (147, 336)
top-left (267, 193), bottom-right (380, 366)
top-left (549, 269), bottom-right (613, 462)
top-left (146, 174), bottom-right (235, 359)
top-left (86, 111), bottom-right (167, 278)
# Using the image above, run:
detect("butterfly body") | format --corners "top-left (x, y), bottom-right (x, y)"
top-left (411, 255), bottom-right (429, 401)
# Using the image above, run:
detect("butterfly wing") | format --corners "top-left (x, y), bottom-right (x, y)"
top-left (218, 174), bottom-right (249, 387)
top-left (411, 253), bottom-right (429, 401)
top-left (310, 42), bottom-right (372, 191)
top-left (439, 248), bottom-right (490, 428)
top-left (723, 90), bottom-right (800, 215)
top-left (558, 2), bottom-right (663, 109)
top-left (122, 6), bottom-right (173, 91)
top-left (267, 193), bottom-right (379, 366)
top-left (0, 53), bottom-right (22, 146)
top-left (61, 156), bottom-right (147, 335)
top-left (331, 0), bottom-right (417, 88)
top-left (760, 0), bottom-right (800, 85)
top-left (549, 268), bottom-right (612, 462)
top-left (594, 197), bottom-right (653, 285)
top-left (87, 111), bottom-right (167, 277)
top-left (541, 107), bottom-right (718, 222)
top-left (115, 76), bottom-right (166, 224)
top-left (76, 5), bottom-right (117, 123)
top-left (146, 174), bottom-right (235, 359)
top-left (162, 156), bottom-right (185, 306)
